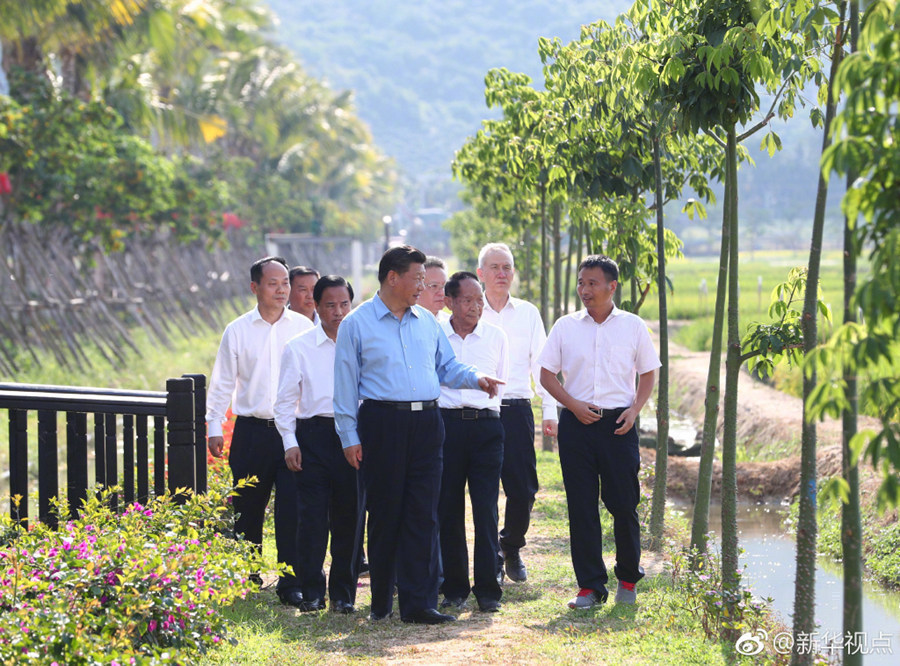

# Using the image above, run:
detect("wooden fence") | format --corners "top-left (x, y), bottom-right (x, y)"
top-left (0, 223), bottom-right (261, 376)
top-left (0, 375), bottom-right (207, 525)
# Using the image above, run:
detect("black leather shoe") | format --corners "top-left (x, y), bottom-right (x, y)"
top-left (332, 600), bottom-right (356, 614)
top-left (402, 608), bottom-right (457, 625)
top-left (369, 610), bottom-right (393, 621)
top-left (359, 558), bottom-right (370, 577)
top-left (297, 597), bottom-right (325, 612)
top-left (504, 550), bottom-right (527, 583)
top-left (478, 598), bottom-right (502, 613)
top-left (440, 596), bottom-right (467, 610)
top-left (278, 589), bottom-right (304, 607)
top-left (249, 573), bottom-right (264, 589)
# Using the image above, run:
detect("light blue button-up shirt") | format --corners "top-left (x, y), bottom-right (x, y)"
top-left (334, 293), bottom-right (482, 448)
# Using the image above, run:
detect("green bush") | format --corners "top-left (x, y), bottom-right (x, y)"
top-left (813, 492), bottom-right (900, 589)
top-left (0, 481), bottom-right (258, 664)
top-left (666, 545), bottom-right (771, 640)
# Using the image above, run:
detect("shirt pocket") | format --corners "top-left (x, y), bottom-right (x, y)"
top-left (609, 344), bottom-right (635, 376)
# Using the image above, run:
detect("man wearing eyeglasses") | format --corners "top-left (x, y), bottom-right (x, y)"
top-left (418, 255), bottom-right (449, 321)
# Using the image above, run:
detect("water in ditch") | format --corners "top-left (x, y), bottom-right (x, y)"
top-left (683, 502), bottom-right (900, 663)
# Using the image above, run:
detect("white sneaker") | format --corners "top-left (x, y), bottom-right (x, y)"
top-left (567, 587), bottom-right (608, 609)
top-left (615, 581), bottom-right (637, 604)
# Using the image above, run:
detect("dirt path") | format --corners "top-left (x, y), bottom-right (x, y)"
top-left (647, 324), bottom-right (884, 503)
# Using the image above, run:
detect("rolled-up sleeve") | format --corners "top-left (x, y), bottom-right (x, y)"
top-left (334, 317), bottom-right (362, 449)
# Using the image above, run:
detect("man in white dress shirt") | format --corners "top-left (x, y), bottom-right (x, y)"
top-left (538, 255), bottom-right (660, 608)
top-left (275, 275), bottom-right (360, 614)
top-left (206, 256), bottom-right (313, 606)
top-left (437, 271), bottom-right (509, 613)
top-left (418, 256), bottom-right (449, 321)
top-left (477, 242), bottom-right (557, 583)
top-left (289, 265), bottom-right (320, 325)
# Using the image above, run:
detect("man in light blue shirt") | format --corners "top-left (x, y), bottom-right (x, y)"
top-left (334, 245), bottom-right (503, 625)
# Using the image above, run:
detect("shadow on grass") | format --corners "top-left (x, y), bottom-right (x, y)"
top-left (222, 587), bottom-right (535, 660)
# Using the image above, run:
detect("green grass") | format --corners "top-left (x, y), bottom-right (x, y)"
top-left (202, 451), bottom-right (781, 665)
top-left (814, 494), bottom-right (900, 589)
top-left (641, 249), bottom-right (851, 323)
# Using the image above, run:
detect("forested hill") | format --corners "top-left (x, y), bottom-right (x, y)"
top-left (266, 0), bottom-right (627, 183)
top-left (266, 0), bottom-right (842, 250)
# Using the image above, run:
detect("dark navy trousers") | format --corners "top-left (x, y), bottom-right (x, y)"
top-left (498, 401), bottom-right (539, 552)
top-left (438, 412), bottom-right (504, 604)
top-left (294, 416), bottom-right (363, 605)
top-left (557, 408), bottom-right (645, 592)
top-left (358, 401), bottom-right (445, 619)
top-left (229, 416), bottom-right (300, 594)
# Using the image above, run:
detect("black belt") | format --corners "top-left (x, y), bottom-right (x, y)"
top-left (365, 399), bottom-right (438, 411)
top-left (501, 398), bottom-right (531, 407)
top-left (299, 415), bottom-right (335, 424)
top-left (441, 407), bottom-right (500, 420)
top-left (236, 415), bottom-right (277, 428)
top-left (563, 406), bottom-right (626, 420)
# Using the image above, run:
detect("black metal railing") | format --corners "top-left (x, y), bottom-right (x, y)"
top-left (0, 375), bottom-right (207, 526)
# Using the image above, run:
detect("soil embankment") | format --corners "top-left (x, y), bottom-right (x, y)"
top-left (641, 325), bottom-right (884, 503)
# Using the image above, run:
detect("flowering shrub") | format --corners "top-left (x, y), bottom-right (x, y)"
top-left (0, 479), bottom-right (259, 664)
top-left (666, 544), bottom-right (771, 640)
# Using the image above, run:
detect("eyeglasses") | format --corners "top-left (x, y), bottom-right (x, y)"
top-left (425, 282), bottom-right (446, 292)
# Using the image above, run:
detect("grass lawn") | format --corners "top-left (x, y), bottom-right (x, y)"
top-left (203, 451), bottom-right (776, 665)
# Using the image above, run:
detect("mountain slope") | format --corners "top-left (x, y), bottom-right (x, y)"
top-left (267, 0), bottom-right (627, 180)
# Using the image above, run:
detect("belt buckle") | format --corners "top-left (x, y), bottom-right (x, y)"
top-left (410, 401), bottom-right (423, 412)
top-left (462, 409), bottom-right (476, 420)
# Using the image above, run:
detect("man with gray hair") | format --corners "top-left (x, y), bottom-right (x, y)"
top-left (477, 242), bottom-right (558, 583)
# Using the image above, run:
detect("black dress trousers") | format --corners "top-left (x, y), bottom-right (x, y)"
top-left (498, 401), bottom-right (539, 553)
top-left (557, 408), bottom-right (645, 592)
top-left (358, 400), bottom-right (445, 619)
top-left (228, 416), bottom-right (300, 594)
top-left (438, 411), bottom-right (504, 604)
top-left (295, 415), bottom-right (363, 605)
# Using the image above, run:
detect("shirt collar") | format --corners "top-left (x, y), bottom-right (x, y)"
top-left (314, 323), bottom-right (333, 346)
top-left (250, 305), bottom-right (288, 324)
top-left (575, 303), bottom-right (622, 323)
top-left (444, 317), bottom-right (485, 339)
top-left (484, 292), bottom-right (516, 314)
top-left (373, 291), bottom-right (420, 320)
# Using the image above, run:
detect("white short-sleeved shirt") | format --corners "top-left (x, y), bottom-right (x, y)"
top-left (274, 324), bottom-right (337, 452)
top-left (537, 306), bottom-right (661, 408)
top-left (439, 319), bottom-right (509, 411)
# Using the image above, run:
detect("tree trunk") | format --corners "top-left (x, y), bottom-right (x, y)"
top-left (564, 217), bottom-right (579, 315)
top-left (840, 4), bottom-right (863, 664)
top-left (552, 199), bottom-right (562, 322)
top-left (649, 133), bottom-right (669, 550)
top-left (540, 184), bottom-right (549, 329)
top-left (689, 167), bottom-right (731, 557)
top-left (791, 4), bottom-right (847, 660)
top-left (720, 125), bottom-right (740, 605)
top-left (523, 226), bottom-right (533, 300)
